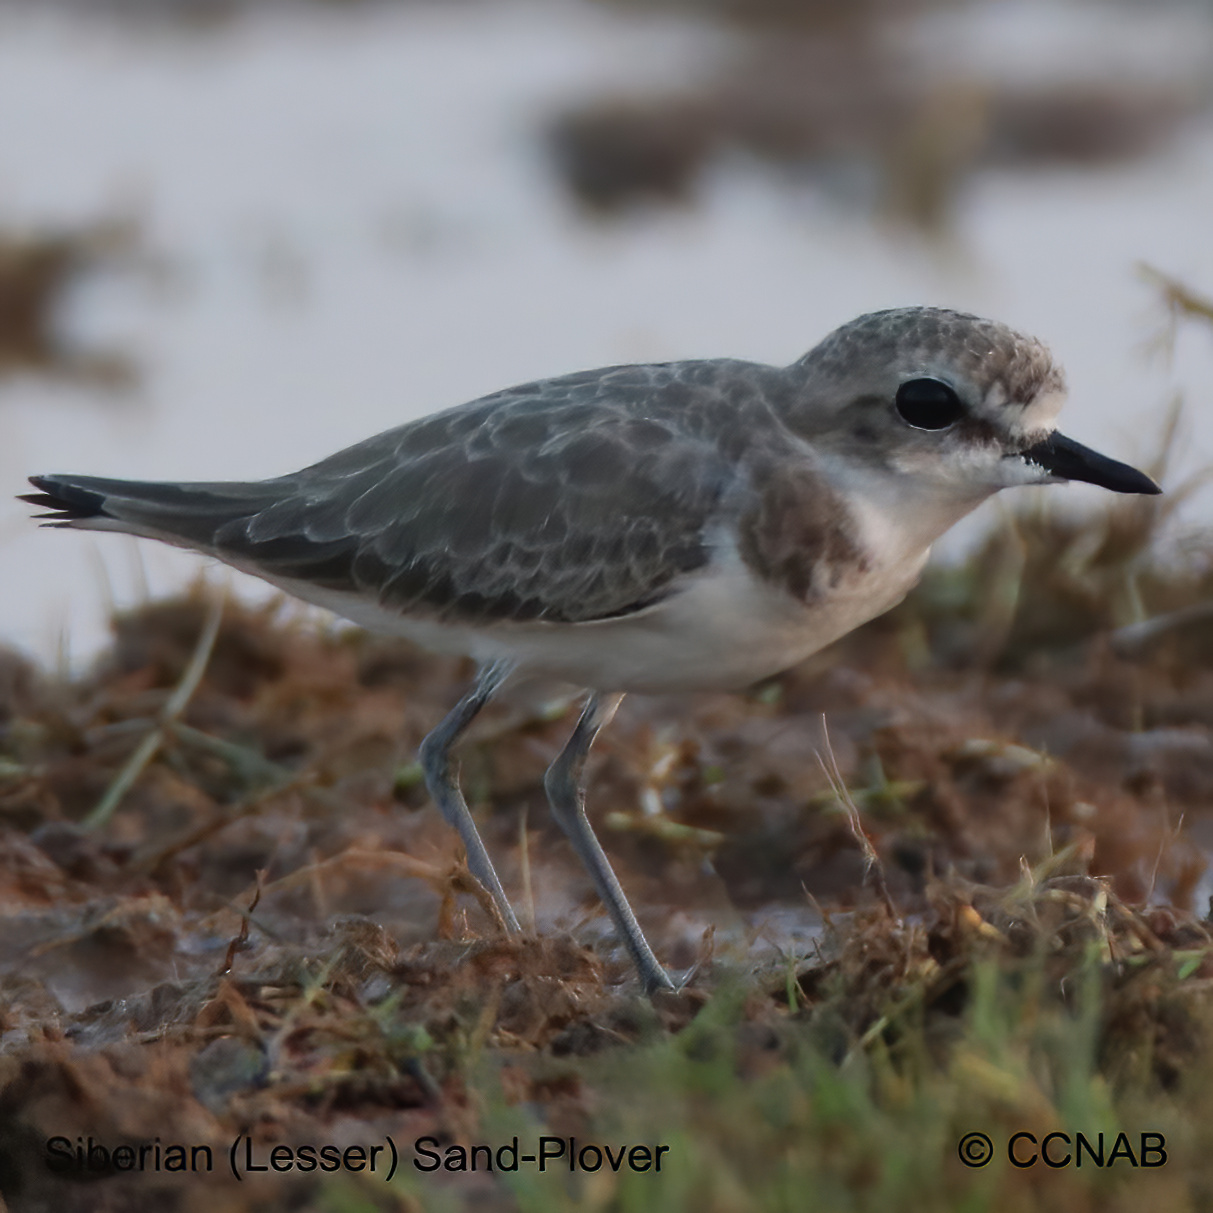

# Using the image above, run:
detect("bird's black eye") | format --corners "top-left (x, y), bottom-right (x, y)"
top-left (894, 378), bottom-right (965, 430)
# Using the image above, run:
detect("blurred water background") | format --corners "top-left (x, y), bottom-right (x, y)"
top-left (2, 0), bottom-right (1213, 666)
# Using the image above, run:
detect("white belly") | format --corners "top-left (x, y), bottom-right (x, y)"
top-left (265, 538), bottom-right (929, 694)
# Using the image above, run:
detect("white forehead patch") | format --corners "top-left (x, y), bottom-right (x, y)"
top-left (1015, 387), bottom-right (1067, 438)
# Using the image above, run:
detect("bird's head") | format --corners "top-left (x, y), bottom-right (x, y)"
top-left (789, 307), bottom-right (1159, 501)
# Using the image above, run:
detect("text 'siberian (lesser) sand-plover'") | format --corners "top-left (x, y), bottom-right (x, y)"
top-left (23, 307), bottom-right (1161, 992)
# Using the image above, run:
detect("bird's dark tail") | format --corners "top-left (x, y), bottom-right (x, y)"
top-left (21, 476), bottom-right (113, 525)
top-left (20, 473), bottom-right (280, 548)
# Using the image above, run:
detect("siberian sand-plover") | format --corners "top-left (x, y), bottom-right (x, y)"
top-left (23, 307), bottom-right (1160, 992)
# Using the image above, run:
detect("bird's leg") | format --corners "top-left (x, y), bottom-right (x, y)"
top-left (419, 660), bottom-right (520, 933)
top-left (544, 692), bottom-right (675, 994)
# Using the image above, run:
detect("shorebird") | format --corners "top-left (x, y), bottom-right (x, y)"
top-left (23, 307), bottom-right (1160, 992)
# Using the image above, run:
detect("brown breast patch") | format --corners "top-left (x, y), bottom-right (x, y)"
top-left (737, 461), bottom-right (867, 603)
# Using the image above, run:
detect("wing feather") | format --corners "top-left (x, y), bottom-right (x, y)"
top-left (256, 371), bottom-right (743, 622)
top-left (27, 361), bottom-right (774, 624)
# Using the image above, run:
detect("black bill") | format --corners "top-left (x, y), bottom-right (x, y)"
top-left (1021, 432), bottom-right (1161, 495)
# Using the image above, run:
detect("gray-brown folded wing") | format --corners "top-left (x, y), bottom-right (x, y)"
top-left (215, 370), bottom-right (738, 624)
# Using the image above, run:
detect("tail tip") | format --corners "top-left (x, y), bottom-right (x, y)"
top-left (19, 475), bottom-right (110, 523)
